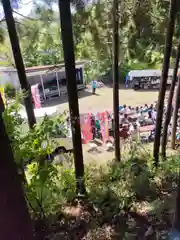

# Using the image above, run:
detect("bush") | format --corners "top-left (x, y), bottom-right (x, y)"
top-left (3, 96), bottom-right (179, 238)
top-left (4, 84), bottom-right (16, 99)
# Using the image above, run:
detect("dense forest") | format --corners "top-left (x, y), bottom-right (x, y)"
top-left (1, 0), bottom-right (180, 81)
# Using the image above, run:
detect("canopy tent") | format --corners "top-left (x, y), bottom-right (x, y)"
top-left (28, 63), bottom-right (85, 102)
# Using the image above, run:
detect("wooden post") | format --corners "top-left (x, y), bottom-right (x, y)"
top-left (40, 75), bottom-right (46, 100)
top-left (56, 72), bottom-right (61, 97)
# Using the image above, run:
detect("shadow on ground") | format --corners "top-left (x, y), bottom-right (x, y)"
top-left (104, 83), bottom-right (161, 92)
top-left (104, 83), bottom-right (170, 92)
top-left (41, 89), bottom-right (95, 108)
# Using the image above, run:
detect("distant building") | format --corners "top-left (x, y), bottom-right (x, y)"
top-left (0, 60), bottom-right (86, 89)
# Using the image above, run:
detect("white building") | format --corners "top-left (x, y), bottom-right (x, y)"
top-left (0, 60), bottom-right (86, 90)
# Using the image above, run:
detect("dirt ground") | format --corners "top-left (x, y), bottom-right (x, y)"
top-left (51, 85), bottom-right (160, 114)
top-left (51, 86), bottom-right (162, 163)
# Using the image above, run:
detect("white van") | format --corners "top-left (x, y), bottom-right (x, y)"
top-left (127, 69), bottom-right (179, 90)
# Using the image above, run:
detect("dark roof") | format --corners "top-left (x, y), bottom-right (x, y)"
top-left (0, 60), bottom-right (87, 74)
top-left (25, 60), bottom-right (87, 73)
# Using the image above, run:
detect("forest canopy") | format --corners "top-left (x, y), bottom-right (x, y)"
top-left (1, 0), bottom-right (180, 80)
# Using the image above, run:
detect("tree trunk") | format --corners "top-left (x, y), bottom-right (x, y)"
top-left (171, 73), bottom-right (180, 149)
top-left (173, 172), bottom-right (180, 231)
top-left (113, 0), bottom-right (120, 161)
top-left (58, 0), bottom-right (86, 195)
top-left (161, 38), bottom-right (180, 157)
top-left (0, 94), bottom-right (34, 239)
top-left (153, 0), bottom-right (177, 165)
top-left (2, 0), bottom-right (36, 129)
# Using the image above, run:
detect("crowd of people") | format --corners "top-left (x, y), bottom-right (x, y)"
top-left (118, 104), bottom-right (157, 142)
top-left (86, 103), bottom-right (158, 143)
top-left (118, 102), bottom-right (180, 144)
top-left (65, 100), bottom-right (180, 146)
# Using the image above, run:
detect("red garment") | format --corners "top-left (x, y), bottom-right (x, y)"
top-left (119, 128), bottom-right (129, 139)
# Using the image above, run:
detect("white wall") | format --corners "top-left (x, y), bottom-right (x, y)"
top-left (0, 71), bottom-right (20, 89)
top-left (0, 66), bottom-right (84, 88)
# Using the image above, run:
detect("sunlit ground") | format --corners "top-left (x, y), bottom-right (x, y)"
top-left (52, 86), bottom-right (172, 163)
top-left (55, 85), bottom-right (160, 114)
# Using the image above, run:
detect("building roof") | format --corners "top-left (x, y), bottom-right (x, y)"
top-left (0, 60), bottom-right (87, 74)
top-left (25, 60), bottom-right (87, 73)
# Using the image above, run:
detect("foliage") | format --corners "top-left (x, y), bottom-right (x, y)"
top-left (4, 84), bottom-right (16, 99)
top-left (2, 98), bottom-right (180, 237)
top-left (4, 101), bottom-right (67, 163)
top-left (27, 144), bottom-right (180, 220)
top-left (2, 1), bottom-right (180, 236)
top-left (1, 0), bottom-right (179, 82)
top-left (2, 96), bottom-right (68, 216)
top-left (25, 145), bottom-right (179, 238)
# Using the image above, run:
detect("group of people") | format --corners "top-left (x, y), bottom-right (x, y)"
top-left (119, 104), bottom-right (157, 124)
top-left (119, 102), bottom-right (180, 143)
top-left (88, 103), bottom-right (158, 142)
top-left (117, 104), bottom-right (157, 142)
top-left (65, 100), bottom-right (180, 144)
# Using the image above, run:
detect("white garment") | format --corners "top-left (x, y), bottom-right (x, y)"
top-left (124, 108), bottom-right (127, 114)
top-left (129, 124), bottom-right (134, 133)
top-left (120, 107), bottom-right (124, 113)
top-left (143, 107), bottom-right (148, 111)
top-left (152, 111), bottom-right (157, 121)
top-left (126, 108), bottom-right (131, 114)
top-left (136, 120), bottom-right (140, 126)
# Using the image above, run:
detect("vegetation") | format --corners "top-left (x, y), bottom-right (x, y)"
top-left (59, 0), bottom-right (86, 194)
top-left (0, 96), bottom-right (179, 238)
top-left (2, 0), bottom-right (36, 129)
top-left (1, 0), bottom-right (180, 238)
top-left (1, 98), bottom-right (180, 238)
top-left (1, 0), bottom-right (180, 81)
top-left (4, 84), bottom-right (16, 99)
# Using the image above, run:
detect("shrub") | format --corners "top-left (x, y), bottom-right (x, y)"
top-left (2, 96), bottom-right (180, 239)
top-left (4, 84), bottom-right (16, 99)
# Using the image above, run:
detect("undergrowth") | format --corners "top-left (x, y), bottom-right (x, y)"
top-left (24, 147), bottom-right (179, 239)
top-left (3, 97), bottom-right (180, 239)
